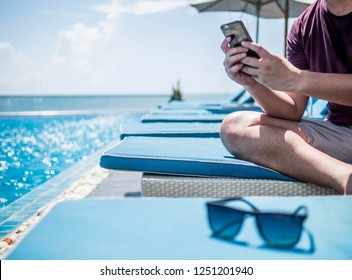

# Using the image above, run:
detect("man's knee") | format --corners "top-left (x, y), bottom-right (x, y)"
top-left (220, 112), bottom-right (243, 140)
top-left (220, 111), bottom-right (260, 157)
top-left (220, 111), bottom-right (260, 138)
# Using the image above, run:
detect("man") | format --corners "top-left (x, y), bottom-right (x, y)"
top-left (220, 0), bottom-right (352, 194)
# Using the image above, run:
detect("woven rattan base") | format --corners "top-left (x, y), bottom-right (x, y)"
top-left (141, 173), bottom-right (338, 197)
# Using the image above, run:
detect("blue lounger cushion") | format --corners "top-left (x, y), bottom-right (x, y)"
top-left (7, 197), bottom-right (352, 259)
top-left (150, 103), bottom-right (262, 115)
top-left (149, 108), bottom-right (219, 115)
top-left (100, 136), bottom-right (296, 181)
top-left (311, 99), bottom-right (328, 119)
top-left (120, 115), bottom-right (220, 139)
top-left (158, 88), bottom-right (247, 110)
top-left (141, 104), bottom-right (263, 123)
top-left (203, 103), bottom-right (262, 114)
top-left (141, 113), bottom-right (228, 122)
top-left (142, 103), bottom-right (262, 122)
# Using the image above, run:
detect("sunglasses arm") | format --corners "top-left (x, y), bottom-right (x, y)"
top-left (209, 198), bottom-right (261, 213)
top-left (293, 206), bottom-right (308, 218)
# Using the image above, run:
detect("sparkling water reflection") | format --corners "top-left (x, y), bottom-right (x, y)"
top-left (0, 115), bottom-right (121, 208)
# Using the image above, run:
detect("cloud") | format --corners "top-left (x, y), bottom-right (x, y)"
top-left (49, 0), bottom-right (191, 92)
top-left (0, 42), bottom-right (40, 92)
top-left (0, 1), bottom-right (121, 93)
top-left (0, 0), bottom-right (195, 94)
top-left (47, 1), bottom-right (127, 93)
top-left (91, 0), bottom-right (190, 16)
top-left (52, 1), bottom-right (125, 72)
top-left (0, 42), bottom-right (35, 68)
top-left (52, 23), bottom-right (105, 72)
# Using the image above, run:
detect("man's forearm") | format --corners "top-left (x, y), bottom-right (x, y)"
top-left (245, 81), bottom-right (307, 121)
top-left (295, 71), bottom-right (352, 105)
top-left (240, 42), bottom-right (352, 106)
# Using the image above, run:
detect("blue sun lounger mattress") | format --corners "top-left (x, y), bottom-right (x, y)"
top-left (203, 103), bottom-right (262, 114)
top-left (119, 116), bottom-right (221, 139)
top-left (141, 113), bottom-right (228, 123)
top-left (100, 136), bottom-right (296, 181)
top-left (157, 88), bottom-right (247, 110)
top-left (142, 103), bottom-right (261, 122)
top-left (150, 103), bottom-right (262, 115)
top-left (6, 197), bottom-right (352, 259)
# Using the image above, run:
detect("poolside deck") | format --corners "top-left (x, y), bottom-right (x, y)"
top-left (87, 169), bottom-right (142, 198)
top-left (0, 168), bottom-right (141, 259)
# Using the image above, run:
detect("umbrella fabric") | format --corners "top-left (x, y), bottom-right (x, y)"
top-left (191, 0), bottom-right (312, 51)
top-left (191, 0), bottom-right (309, 19)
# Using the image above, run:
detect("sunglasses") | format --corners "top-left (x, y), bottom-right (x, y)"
top-left (207, 198), bottom-right (308, 248)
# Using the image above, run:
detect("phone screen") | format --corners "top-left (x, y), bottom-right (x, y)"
top-left (221, 20), bottom-right (258, 58)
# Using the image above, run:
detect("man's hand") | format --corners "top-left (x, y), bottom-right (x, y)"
top-left (221, 38), bottom-right (256, 88)
top-left (240, 41), bottom-right (302, 92)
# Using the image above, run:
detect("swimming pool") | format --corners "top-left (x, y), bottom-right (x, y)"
top-left (0, 94), bottom-right (178, 210)
top-left (0, 114), bottom-right (122, 209)
top-left (0, 94), bottom-right (230, 239)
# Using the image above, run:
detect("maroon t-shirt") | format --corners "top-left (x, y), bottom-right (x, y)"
top-left (287, 0), bottom-right (352, 126)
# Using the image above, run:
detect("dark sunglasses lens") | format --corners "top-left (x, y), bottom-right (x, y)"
top-left (256, 214), bottom-right (303, 247)
top-left (207, 204), bottom-right (244, 239)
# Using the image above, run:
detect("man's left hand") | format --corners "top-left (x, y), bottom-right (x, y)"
top-left (240, 41), bottom-right (301, 92)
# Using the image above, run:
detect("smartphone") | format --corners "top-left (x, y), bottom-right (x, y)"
top-left (220, 20), bottom-right (259, 58)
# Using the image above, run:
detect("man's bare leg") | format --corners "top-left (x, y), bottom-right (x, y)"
top-left (220, 111), bottom-right (352, 195)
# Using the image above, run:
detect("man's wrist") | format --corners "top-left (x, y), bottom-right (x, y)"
top-left (295, 69), bottom-right (308, 94)
top-left (243, 79), bottom-right (258, 91)
top-left (288, 67), bottom-right (305, 93)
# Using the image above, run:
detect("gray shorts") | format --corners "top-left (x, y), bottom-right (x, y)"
top-left (298, 119), bottom-right (352, 163)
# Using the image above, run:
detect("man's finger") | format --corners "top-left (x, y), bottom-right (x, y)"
top-left (224, 52), bottom-right (247, 69)
top-left (241, 41), bottom-right (270, 58)
top-left (221, 37), bottom-right (231, 53)
top-left (241, 56), bottom-right (259, 68)
top-left (228, 63), bottom-right (244, 76)
top-left (241, 65), bottom-right (259, 76)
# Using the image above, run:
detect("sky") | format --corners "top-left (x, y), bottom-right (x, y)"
top-left (0, 0), bottom-right (297, 95)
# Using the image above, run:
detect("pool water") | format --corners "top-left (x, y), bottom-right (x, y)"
top-left (0, 94), bottom-right (231, 210)
top-left (0, 115), bottom-right (122, 209)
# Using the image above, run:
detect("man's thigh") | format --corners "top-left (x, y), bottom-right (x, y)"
top-left (258, 113), bottom-right (309, 142)
top-left (298, 119), bottom-right (352, 163)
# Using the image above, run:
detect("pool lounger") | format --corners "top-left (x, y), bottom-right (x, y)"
top-left (141, 113), bottom-right (228, 123)
top-left (143, 99), bottom-right (324, 123)
top-left (158, 88), bottom-right (248, 110)
top-left (6, 196), bottom-right (352, 259)
top-left (141, 104), bottom-right (262, 123)
top-left (100, 136), bottom-right (337, 196)
top-left (120, 99), bottom-right (324, 139)
top-left (309, 98), bottom-right (328, 119)
top-left (150, 103), bottom-right (262, 115)
top-left (203, 103), bottom-right (261, 114)
top-left (120, 115), bottom-right (221, 139)
top-left (141, 174), bottom-right (336, 197)
top-left (133, 98), bottom-right (326, 141)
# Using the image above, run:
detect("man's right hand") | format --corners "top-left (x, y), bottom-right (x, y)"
top-left (221, 37), bottom-right (257, 88)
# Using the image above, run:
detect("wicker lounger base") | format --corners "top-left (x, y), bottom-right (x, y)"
top-left (141, 173), bottom-right (338, 197)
